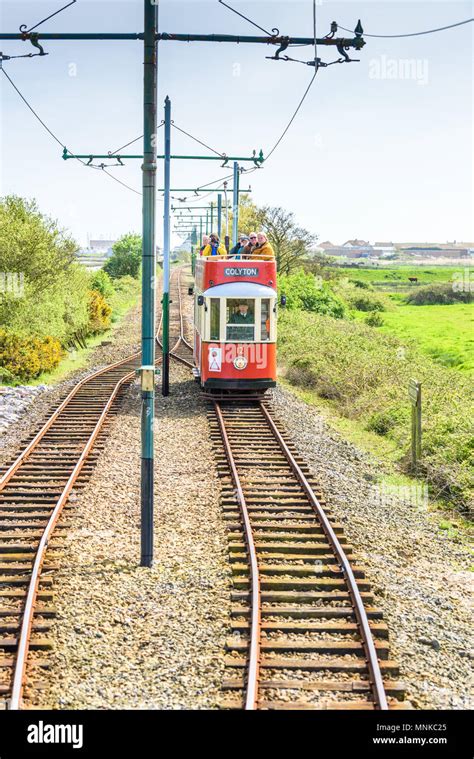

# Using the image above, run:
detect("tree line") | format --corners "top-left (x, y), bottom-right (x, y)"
top-left (0, 196), bottom-right (140, 383)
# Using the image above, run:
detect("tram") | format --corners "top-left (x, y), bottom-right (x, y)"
top-left (192, 255), bottom-right (279, 392)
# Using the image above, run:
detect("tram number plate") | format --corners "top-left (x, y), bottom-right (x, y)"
top-left (224, 267), bottom-right (259, 277)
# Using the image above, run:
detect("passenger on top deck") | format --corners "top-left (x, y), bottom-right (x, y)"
top-left (250, 233), bottom-right (275, 261)
top-left (229, 235), bottom-right (249, 259)
top-left (199, 235), bottom-right (210, 255)
top-left (202, 233), bottom-right (227, 257)
top-left (240, 232), bottom-right (257, 258)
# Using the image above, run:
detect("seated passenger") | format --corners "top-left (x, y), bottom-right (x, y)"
top-left (250, 232), bottom-right (275, 261)
top-left (199, 235), bottom-right (210, 255)
top-left (240, 232), bottom-right (257, 258)
top-left (202, 233), bottom-right (227, 257)
top-left (230, 302), bottom-right (254, 324)
top-left (229, 235), bottom-right (249, 259)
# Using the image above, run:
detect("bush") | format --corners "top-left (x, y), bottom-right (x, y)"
top-left (346, 290), bottom-right (387, 312)
top-left (278, 310), bottom-right (474, 512)
top-left (88, 290), bottom-right (112, 334)
top-left (365, 311), bottom-right (384, 327)
top-left (89, 269), bottom-right (114, 299)
top-left (350, 279), bottom-right (372, 290)
top-left (104, 233), bottom-right (142, 279)
top-left (0, 329), bottom-right (63, 381)
top-left (278, 269), bottom-right (346, 318)
top-left (367, 407), bottom-right (409, 435)
top-left (406, 283), bottom-right (473, 306)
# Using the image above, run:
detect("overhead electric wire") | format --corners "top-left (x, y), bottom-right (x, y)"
top-left (265, 70), bottom-right (318, 161)
top-left (217, 0), bottom-right (277, 37)
top-left (338, 17), bottom-right (473, 39)
top-left (0, 67), bottom-right (92, 167)
top-left (109, 134), bottom-right (144, 156)
top-left (21, 0), bottom-right (77, 34)
top-left (171, 122), bottom-right (225, 157)
top-left (1, 66), bottom-right (148, 201)
top-left (101, 169), bottom-right (142, 196)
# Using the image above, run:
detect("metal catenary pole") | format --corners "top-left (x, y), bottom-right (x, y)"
top-left (232, 161), bottom-right (240, 246)
top-left (140, 0), bottom-right (158, 568)
top-left (162, 95), bottom-right (171, 397)
top-left (223, 181), bottom-right (230, 252)
top-left (217, 193), bottom-right (222, 238)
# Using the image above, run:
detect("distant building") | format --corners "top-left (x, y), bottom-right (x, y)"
top-left (399, 246), bottom-right (469, 259)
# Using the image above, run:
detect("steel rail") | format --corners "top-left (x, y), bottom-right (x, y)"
top-left (174, 268), bottom-right (194, 353)
top-left (259, 402), bottom-right (389, 710)
top-left (156, 267), bottom-right (194, 368)
top-left (9, 365), bottom-right (137, 709)
top-left (214, 402), bottom-right (261, 710)
top-left (0, 352), bottom-right (139, 491)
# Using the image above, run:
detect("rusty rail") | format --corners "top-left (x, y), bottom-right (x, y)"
top-left (214, 401), bottom-right (261, 710)
top-left (259, 402), bottom-right (389, 710)
top-left (9, 365), bottom-right (137, 709)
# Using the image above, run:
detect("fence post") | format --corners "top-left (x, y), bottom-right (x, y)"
top-left (409, 379), bottom-right (422, 469)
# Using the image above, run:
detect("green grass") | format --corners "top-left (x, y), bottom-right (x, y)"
top-left (278, 309), bottom-right (474, 514)
top-left (379, 303), bottom-right (474, 372)
top-left (337, 265), bottom-right (469, 288)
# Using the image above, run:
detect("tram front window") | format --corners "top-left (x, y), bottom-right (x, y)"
top-left (226, 299), bottom-right (255, 341)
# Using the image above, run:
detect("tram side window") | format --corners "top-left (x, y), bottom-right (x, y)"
top-left (226, 299), bottom-right (255, 342)
top-left (210, 299), bottom-right (220, 341)
top-left (261, 299), bottom-right (271, 341)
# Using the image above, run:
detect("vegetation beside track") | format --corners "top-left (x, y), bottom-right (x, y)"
top-left (278, 308), bottom-right (473, 515)
top-left (0, 196), bottom-right (141, 384)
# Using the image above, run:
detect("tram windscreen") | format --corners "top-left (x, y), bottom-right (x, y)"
top-left (226, 298), bottom-right (255, 342)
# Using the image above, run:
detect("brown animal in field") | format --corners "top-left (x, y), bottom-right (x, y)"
top-left (408, 277), bottom-right (418, 283)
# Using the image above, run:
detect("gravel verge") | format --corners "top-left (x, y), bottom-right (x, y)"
top-left (41, 363), bottom-right (230, 709)
top-left (270, 385), bottom-right (473, 710)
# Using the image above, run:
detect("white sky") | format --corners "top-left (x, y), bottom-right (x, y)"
top-left (0, 0), bottom-right (473, 248)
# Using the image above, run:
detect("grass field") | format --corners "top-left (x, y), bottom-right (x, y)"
top-left (379, 303), bottom-right (474, 372)
top-left (337, 265), bottom-right (470, 290)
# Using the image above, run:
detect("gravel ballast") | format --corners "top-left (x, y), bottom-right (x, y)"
top-left (270, 385), bottom-right (473, 711)
top-left (42, 364), bottom-right (230, 709)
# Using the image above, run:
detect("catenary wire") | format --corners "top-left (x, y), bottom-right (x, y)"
top-left (217, 0), bottom-right (277, 37)
top-left (21, 0), bottom-right (77, 34)
top-left (265, 71), bottom-right (318, 161)
top-left (171, 122), bottom-right (225, 157)
top-left (338, 17), bottom-right (473, 39)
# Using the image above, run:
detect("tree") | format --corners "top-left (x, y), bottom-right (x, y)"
top-left (259, 206), bottom-right (318, 274)
top-left (223, 195), bottom-right (264, 240)
top-left (104, 233), bottom-right (142, 279)
top-left (0, 195), bottom-right (90, 342)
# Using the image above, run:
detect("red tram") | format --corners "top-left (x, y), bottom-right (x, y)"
top-left (193, 256), bottom-right (279, 392)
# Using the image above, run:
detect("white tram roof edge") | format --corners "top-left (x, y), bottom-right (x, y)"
top-left (202, 282), bottom-right (277, 298)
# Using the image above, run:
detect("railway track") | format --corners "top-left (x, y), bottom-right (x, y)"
top-left (0, 355), bottom-right (141, 709)
top-left (157, 267), bottom-right (194, 368)
top-left (0, 265), bottom-right (192, 710)
top-left (210, 399), bottom-right (407, 710)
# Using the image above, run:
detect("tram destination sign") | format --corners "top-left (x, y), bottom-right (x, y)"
top-left (224, 266), bottom-right (259, 277)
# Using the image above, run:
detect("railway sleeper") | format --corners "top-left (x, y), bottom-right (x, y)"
top-left (224, 655), bottom-right (400, 676)
top-left (230, 620), bottom-right (389, 638)
top-left (231, 563), bottom-right (366, 578)
top-left (222, 677), bottom-right (405, 699)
